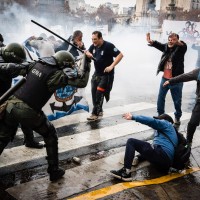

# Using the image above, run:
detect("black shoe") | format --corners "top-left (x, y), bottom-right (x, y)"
top-left (49, 167), bottom-right (65, 182)
top-left (110, 167), bottom-right (132, 181)
top-left (25, 141), bottom-right (44, 149)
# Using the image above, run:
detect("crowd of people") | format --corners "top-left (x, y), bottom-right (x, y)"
top-left (0, 29), bottom-right (199, 183)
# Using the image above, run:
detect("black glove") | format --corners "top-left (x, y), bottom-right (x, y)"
top-left (3, 63), bottom-right (29, 77)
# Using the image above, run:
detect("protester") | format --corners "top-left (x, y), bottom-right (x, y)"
top-left (163, 67), bottom-right (200, 146)
top-left (25, 35), bottom-right (55, 57)
top-left (48, 35), bottom-right (62, 50)
top-left (0, 41), bottom-right (43, 148)
top-left (23, 33), bottom-right (90, 121)
top-left (85, 31), bottom-right (123, 121)
top-left (147, 32), bottom-right (187, 126)
top-left (0, 50), bottom-right (90, 181)
top-left (110, 113), bottom-right (178, 181)
top-left (50, 30), bottom-right (88, 119)
top-left (55, 30), bottom-right (85, 57)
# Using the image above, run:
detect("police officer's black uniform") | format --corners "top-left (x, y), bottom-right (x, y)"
top-left (0, 41), bottom-right (43, 149)
top-left (0, 52), bottom-right (90, 181)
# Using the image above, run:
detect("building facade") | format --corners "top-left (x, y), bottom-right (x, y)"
top-left (160, 0), bottom-right (196, 11)
top-left (136, 0), bottom-right (199, 14)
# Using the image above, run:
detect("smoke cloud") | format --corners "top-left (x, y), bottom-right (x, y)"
top-left (0, 3), bottom-right (197, 103)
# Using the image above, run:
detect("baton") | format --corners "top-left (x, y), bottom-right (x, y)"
top-left (0, 77), bottom-right (26, 105)
top-left (31, 20), bottom-right (96, 61)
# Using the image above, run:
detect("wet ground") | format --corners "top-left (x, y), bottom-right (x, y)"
top-left (6, 145), bottom-right (199, 200)
top-left (0, 54), bottom-right (199, 199)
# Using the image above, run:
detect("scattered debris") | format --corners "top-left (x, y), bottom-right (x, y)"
top-left (73, 157), bottom-right (81, 164)
top-left (97, 151), bottom-right (105, 156)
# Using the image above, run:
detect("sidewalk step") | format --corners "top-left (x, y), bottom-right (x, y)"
top-left (0, 111), bottom-right (191, 173)
top-left (7, 144), bottom-right (200, 200)
top-left (6, 151), bottom-right (150, 199)
top-left (1, 102), bottom-right (156, 169)
top-left (0, 119), bottom-right (152, 169)
top-left (16, 102), bottom-right (157, 136)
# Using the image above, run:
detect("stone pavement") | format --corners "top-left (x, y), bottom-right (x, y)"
top-left (5, 118), bottom-right (200, 200)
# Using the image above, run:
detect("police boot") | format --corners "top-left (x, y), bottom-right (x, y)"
top-left (24, 138), bottom-right (44, 149)
top-left (22, 126), bottom-right (44, 149)
top-left (45, 135), bottom-right (65, 181)
top-left (24, 136), bottom-right (44, 149)
top-left (47, 160), bottom-right (65, 182)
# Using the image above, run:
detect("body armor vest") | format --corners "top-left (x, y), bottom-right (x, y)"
top-left (14, 62), bottom-right (58, 111)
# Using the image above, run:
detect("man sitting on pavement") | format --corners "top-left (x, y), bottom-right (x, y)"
top-left (110, 113), bottom-right (178, 181)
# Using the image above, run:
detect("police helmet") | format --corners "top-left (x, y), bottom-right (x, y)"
top-left (53, 50), bottom-right (75, 69)
top-left (2, 43), bottom-right (26, 63)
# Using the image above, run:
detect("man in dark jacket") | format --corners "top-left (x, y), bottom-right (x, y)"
top-left (0, 50), bottom-right (90, 181)
top-left (55, 30), bottom-right (85, 57)
top-left (147, 33), bottom-right (187, 126)
top-left (163, 68), bottom-right (200, 147)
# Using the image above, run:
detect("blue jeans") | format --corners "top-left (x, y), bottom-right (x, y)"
top-left (157, 77), bottom-right (183, 120)
top-left (124, 138), bottom-right (171, 171)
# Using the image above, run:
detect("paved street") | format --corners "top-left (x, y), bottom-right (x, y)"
top-left (1, 88), bottom-right (200, 199)
top-left (1, 0), bottom-right (200, 199)
top-left (0, 34), bottom-right (199, 200)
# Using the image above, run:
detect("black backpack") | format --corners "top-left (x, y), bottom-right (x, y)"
top-left (160, 129), bottom-right (191, 170)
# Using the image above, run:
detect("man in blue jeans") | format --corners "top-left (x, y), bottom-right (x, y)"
top-left (146, 32), bottom-right (187, 126)
top-left (110, 113), bottom-right (178, 181)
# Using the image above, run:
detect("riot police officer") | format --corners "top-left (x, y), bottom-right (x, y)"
top-left (0, 42), bottom-right (43, 148)
top-left (0, 50), bottom-right (90, 181)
